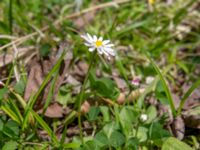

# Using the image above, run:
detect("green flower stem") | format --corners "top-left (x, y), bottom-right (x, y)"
top-left (77, 52), bottom-right (96, 144)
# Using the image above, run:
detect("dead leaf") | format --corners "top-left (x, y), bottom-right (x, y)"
top-left (24, 44), bottom-right (73, 110)
top-left (24, 57), bottom-right (54, 103)
top-left (171, 116), bottom-right (185, 140)
top-left (73, 12), bottom-right (95, 29)
top-left (0, 46), bottom-right (34, 68)
top-left (38, 103), bottom-right (63, 118)
top-left (113, 77), bottom-right (127, 91)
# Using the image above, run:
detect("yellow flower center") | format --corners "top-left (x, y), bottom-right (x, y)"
top-left (95, 40), bottom-right (103, 47)
top-left (148, 0), bottom-right (155, 5)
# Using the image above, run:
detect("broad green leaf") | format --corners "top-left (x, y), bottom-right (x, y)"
top-left (126, 137), bottom-right (138, 150)
top-left (2, 120), bottom-right (19, 139)
top-left (149, 122), bottom-right (171, 146)
top-left (0, 87), bottom-right (8, 100)
top-left (162, 137), bottom-right (193, 150)
top-left (94, 131), bottom-right (109, 147)
top-left (87, 106), bottom-right (100, 121)
top-left (82, 140), bottom-right (100, 150)
top-left (14, 80), bottom-right (25, 95)
top-left (103, 122), bottom-right (119, 138)
top-left (136, 126), bottom-right (148, 142)
top-left (119, 106), bottom-right (139, 136)
top-left (2, 140), bottom-right (18, 150)
top-left (89, 72), bottom-right (120, 100)
top-left (146, 105), bottom-right (157, 123)
top-left (57, 85), bottom-right (74, 105)
top-left (119, 106), bottom-right (139, 123)
top-left (100, 106), bottom-right (110, 122)
top-left (109, 131), bottom-right (125, 148)
top-left (39, 43), bottom-right (51, 57)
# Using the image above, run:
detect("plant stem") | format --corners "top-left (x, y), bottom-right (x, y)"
top-left (77, 52), bottom-right (95, 144)
top-left (135, 122), bottom-right (139, 138)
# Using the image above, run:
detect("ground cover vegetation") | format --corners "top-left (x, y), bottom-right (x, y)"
top-left (0, 0), bottom-right (200, 149)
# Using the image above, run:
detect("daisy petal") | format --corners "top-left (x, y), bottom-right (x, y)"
top-left (104, 44), bottom-right (114, 47)
top-left (104, 48), bottom-right (115, 56)
top-left (81, 35), bottom-right (92, 44)
top-left (103, 40), bottom-right (110, 45)
top-left (84, 42), bottom-right (92, 47)
top-left (93, 35), bottom-right (97, 41)
top-left (87, 33), bottom-right (93, 42)
top-left (98, 37), bottom-right (103, 41)
top-left (89, 47), bottom-right (95, 52)
top-left (97, 47), bottom-right (103, 55)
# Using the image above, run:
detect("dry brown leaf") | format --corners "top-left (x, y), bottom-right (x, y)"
top-left (42, 103), bottom-right (63, 118)
top-left (24, 46), bottom-right (73, 110)
top-left (113, 77), bottom-right (127, 91)
top-left (73, 12), bottom-right (95, 29)
top-left (171, 116), bottom-right (185, 140)
top-left (0, 46), bottom-right (34, 68)
top-left (24, 57), bottom-right (54, 103)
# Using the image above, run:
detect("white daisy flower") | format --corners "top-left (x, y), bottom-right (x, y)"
top-left (145, 76), bottom-right (155, 84)
top-left (140, 114), bottom-right (148, 122)
top-left (81, 33), bottom-right (115, 59)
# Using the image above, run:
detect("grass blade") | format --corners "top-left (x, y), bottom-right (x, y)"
top-left (29, 48), bottom-right (67, 109)
top-left (1, 103), bottom-right (21, 124)
top-left (177, 79), bottom-right (200, 115)
top-left (31, 110), bottom-right (59, 146)
top-left (146, 55), bottom-right (176, 116)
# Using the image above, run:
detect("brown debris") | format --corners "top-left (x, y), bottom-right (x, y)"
top-left (171, 116), bottom-right (185, 140)
top-left (24, 45), bottom-right (73, 113)
top-left (38, 103), bottom-right (63, 118)
top-left (127, 88), bottom-right (145, 102)
top-left (81, 101), bottom-right (91, 114)
top-left (116, 93), bottom-right (126, 104)
top-left (182, 106), bottom-right (200, 129)
top-left (73, 12), bottom-right (95, 29)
